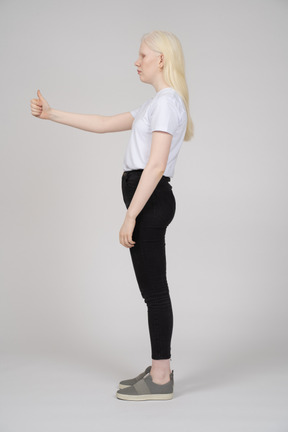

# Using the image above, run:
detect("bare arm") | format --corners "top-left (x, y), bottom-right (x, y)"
top-left (49, 109), bottom-right (134, 133)
top-left (30, 89), bottom-right (134, 133)
top-left (119, 131), bottom-right (173, 248)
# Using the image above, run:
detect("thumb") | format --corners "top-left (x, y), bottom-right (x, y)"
top-left (37, 89), bottom-right (44, 100)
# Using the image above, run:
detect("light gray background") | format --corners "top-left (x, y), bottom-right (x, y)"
top-left (0, 0), bottom-right (287, 431)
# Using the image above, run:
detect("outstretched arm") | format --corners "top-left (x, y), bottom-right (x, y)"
top-left (30, 89), bottom-right (134, 133)
top-left (49, 109), bottom-right (134, 133)
top-left (119, 130), bottom-right (173, 248)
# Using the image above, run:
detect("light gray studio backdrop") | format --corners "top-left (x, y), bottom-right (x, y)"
top-left (1, 0), bottom-right (288, 431)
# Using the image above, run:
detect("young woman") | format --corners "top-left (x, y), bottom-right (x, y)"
top-left (30, 30), bottom-right (193, 401)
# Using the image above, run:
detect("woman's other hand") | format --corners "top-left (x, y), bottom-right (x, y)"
top-left (119, 213), bottom-right (136, 248)
top-left (30, 89), bottom-right (51, 120)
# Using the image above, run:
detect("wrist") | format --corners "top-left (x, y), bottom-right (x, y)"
top-left (126, 209), bottom-right (137, 219)
top-left (47, 107), bottom-right (54, 121)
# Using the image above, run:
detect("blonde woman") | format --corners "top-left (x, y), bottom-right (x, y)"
top-left (30, 30), bottom-right (193, 401)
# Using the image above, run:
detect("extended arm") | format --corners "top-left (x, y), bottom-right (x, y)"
top-left (30, 89), bottom-right (134, 133)
top-left (119, 130), bottom-right (173, 248)
top-left (48, 109), bottom-right (134, 133)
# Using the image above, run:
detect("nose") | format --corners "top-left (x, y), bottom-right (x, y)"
top-left (134, 57), bottom-right (140, 67)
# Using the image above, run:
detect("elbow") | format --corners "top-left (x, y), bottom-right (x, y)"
top-left (146, 162), bottom-right (166, 177)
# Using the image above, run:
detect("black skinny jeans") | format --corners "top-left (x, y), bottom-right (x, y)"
top-left (121, 169), bottom-right (176, 360)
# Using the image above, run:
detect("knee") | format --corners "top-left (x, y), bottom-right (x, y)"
top-left (144, 289), bottom-right (171, 309)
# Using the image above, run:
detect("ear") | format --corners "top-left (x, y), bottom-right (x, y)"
top-left (159, 54), bottom-right (164, 69)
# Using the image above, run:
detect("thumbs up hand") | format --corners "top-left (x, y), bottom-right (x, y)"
top-left (30, 89), bottom-right (51, 119)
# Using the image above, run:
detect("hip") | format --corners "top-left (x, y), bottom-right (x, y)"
top-left (121, 169), bottom-right (176, 225)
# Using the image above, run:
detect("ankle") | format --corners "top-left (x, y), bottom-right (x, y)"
top-left (150, 368), bottom-right (171, 377)
top-left (150, 360), bottom-right (172, 384)
top-left (151, 358), bottom-right (171, 374)
top-left (150, 371), bottom-right (171, 385)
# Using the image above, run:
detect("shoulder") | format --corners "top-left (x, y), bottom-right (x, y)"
top-left (153, 88), bottom-right (185, 112)
top-left (150, 88), bottom-right (186, 124)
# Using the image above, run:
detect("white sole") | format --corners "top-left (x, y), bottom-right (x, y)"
top-left (116, 392), bottom-right (173, 401)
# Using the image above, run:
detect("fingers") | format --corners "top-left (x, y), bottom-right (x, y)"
top-left (121, 240), bottom-right (135, 248)
top-left (30, 99), bottom-right (42, 116)
top-left (119, 235), bottom-right (136, 248)
top-left (30, 94), bottom-right (44, 117)
top-left (31, 98), bottom-right (42, 106)
top-left (30, 99), bottom-right (42, 108)
top-left (119, 215), bottom-right (136, 248)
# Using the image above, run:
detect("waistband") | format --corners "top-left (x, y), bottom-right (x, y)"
top-left (123, 169), bottom-right (171, 182)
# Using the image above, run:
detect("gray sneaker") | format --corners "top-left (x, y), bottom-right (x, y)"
top-left (116, 370), bottom-right (174, 401)
top-left (118, 366), bottom-right (151, 389)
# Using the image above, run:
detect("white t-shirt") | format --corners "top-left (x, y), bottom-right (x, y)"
top-left (123, 87), bottom-right (187, 178)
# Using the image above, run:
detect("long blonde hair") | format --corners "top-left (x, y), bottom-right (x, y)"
top-left (142, 30), bottom-right (194, 141)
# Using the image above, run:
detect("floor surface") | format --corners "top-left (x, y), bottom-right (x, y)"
top-left (0, 350), bottom-right (287, 432)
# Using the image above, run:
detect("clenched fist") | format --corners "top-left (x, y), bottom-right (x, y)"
top-left (30, 89), bottom-right (51, 120)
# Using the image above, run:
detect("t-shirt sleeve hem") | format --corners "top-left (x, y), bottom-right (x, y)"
top-left (151, 127), bottom-right (174, 136)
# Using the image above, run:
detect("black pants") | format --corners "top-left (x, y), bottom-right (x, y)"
top-left (121, 169), bottom-right (176, 360)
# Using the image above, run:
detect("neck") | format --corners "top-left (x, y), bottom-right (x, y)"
top-left (152, 76), bottom-right (170, 93)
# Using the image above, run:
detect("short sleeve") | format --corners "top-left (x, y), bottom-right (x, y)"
top-left (130, 106), bottom-right (141, 118)
top-left (150, 97), bottom-right (179, 136)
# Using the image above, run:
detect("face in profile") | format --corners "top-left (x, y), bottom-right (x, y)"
top-left (134, 41), bottom-right (163, 86)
